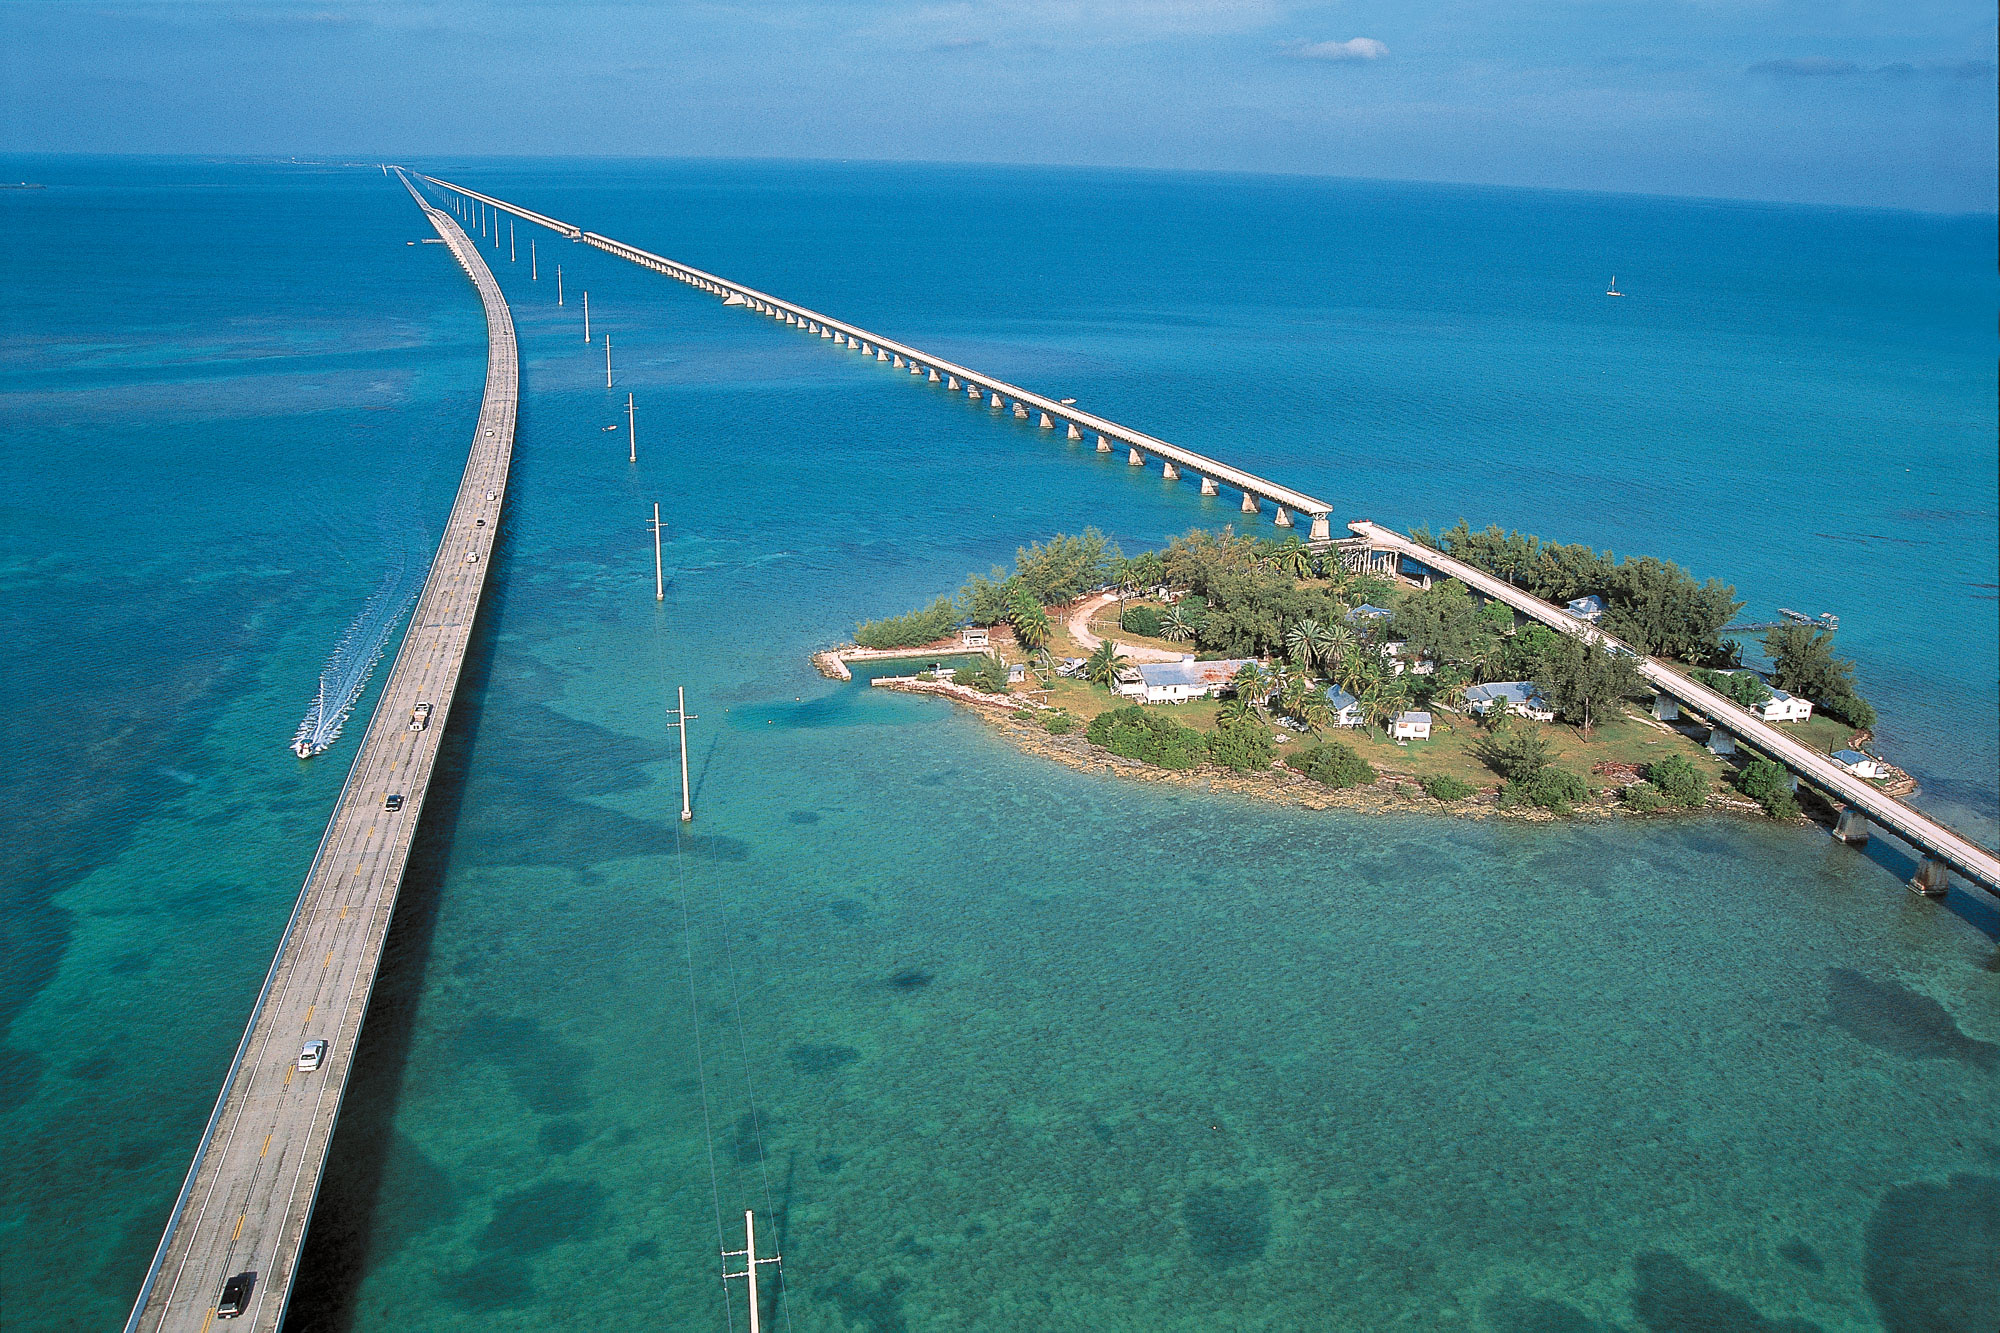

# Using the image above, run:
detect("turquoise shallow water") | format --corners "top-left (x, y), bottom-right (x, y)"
top-left (0, 158), bottom-right (1995, 1331)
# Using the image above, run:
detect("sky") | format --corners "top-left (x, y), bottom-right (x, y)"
top-left (2, 1), bottom-right (1995, 212)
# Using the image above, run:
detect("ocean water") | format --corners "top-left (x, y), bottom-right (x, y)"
top-left (0, 157), bottom-right (1994, 1332)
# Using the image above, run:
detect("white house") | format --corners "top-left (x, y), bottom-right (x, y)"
top-left (1379, 641), bottom-right (1437, 676)
top-left (1116, 656), bottom-right (1256, 705)
top-left (1832, 749), bottom-right (1887, 779)
top-left (1323, 687), bottom-right (1366, 728)
top-left (1390, 710), bottom-right (1432, 742)
top-left (1565, 594), bottom-right (1607, 623)
top-left (1752, 688), bottom-right (1813, 723)
top-left (959, 626), bottom-right (989, 648)
top-left (1464, 681), bottom-right (1556, 722)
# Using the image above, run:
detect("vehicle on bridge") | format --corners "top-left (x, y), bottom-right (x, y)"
top-left (297, 1040), bottom-right (328, 1073)
top-left (216, 1271), bottom-right (254, 1318)
top-left (409, 701), bottom-right (433, 731)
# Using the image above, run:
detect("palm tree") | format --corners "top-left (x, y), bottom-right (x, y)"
top-left (1363, 675), bottom-right (1411, 736)
top-left (1085, 640), bottom-right (1130, 690)
top-left (1284, 620), bottom-right (1320, 669)
top-left (1011, 598), bottom-right (1052, 651)
top-left (1231, 661), bottom-right (1274, 710)
top-left (1335, 645), bottom-right (1378, 697)
top-left (1160, 606), bottom-right (1197, 642)
top-left (1292, 689), bottom-right (1334, 735)
top-left (1278, 544), bottom-right (1314, 580)
top-left (1216, 694), bottom-right (1255, 724)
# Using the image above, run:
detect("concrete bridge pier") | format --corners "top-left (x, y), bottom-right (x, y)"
top-left (1200, 477), bottom-right (1219, 496)
top-left (948, 375), bottom-right (960, 389)
top-left (878, 349), bottom-right (889, 361)
top-left (893, 354), bottom-right (905, 367)
top-left (1014, 402), bottom-right (1030, 418)
top-left (1162, 462), bottom-right (1181, 480)
top-left (848, 335), bottom-right (859, 348)
top-left (991, 392), bottom-right (1004, 407)
top-left (1241, 493), bottom-right (1259, 514)
top-left (1309, 514), bottom-right (1332, 540)
top-left (1909, 857), bottom-right (1951, 897)
top-left (822, 327), bottom-right (834, 338)
top-left (929, 368), bottom-right (941, 382)
top-left (1128, 447), bottom-right (1145, 466)
top-left (912, 362), bottom-right (924, 374)
top-left (1833, 807), bottom-right (1870, 844)
top-left (1097, 434), bottom-right (1112, 453)
top-left (1068, 423), bottom-right (1083, 440)
top-left (967, 383), bottom-right (981, 398)
top-left (1274, 506), bottom-right (1294, 527)
top-left (1707, 730), bottom-right (1736, 757)
top-left (1652, 694), bottom-right (1680, 722)
top-left (1040, 412), bottom-right (1055, 429)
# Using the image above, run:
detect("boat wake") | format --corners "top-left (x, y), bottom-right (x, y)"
top-left (291, 558), bottom-right (423, 758)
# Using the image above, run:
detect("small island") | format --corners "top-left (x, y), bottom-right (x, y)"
top-left (820, 524), bottom-right (1900, 822)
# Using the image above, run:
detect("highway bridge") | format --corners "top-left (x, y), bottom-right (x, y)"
top-left (1348, 522), bottom-right (2000, 903)
top-left (126, 170), bottom-right (518, 1333)
top-left (417, 173), bottom-right (1337, 538)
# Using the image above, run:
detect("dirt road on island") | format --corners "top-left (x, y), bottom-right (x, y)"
top-left (1067, 592), bottom-right (1193, 663)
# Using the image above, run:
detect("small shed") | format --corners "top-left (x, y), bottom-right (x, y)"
top-left (1006, 662), bottom-right (1029, 685)
top-left (1391, 710), bottom-right (1433, 742)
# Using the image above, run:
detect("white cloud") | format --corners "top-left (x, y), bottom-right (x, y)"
top-left (1293, 37), bottom-right (1387, 63)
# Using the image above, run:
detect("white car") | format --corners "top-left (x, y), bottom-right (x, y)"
top-left (297, 1040), bottom-right (329, 1072)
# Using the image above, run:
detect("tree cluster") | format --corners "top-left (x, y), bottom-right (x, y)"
top-left (1418, 520), bottom-right (1743, 665)
top-left (1691, 668), bottom-right (1772, 709)
top-left (1286, 741), bottom-right (1378, 789)
top-left (1084, 705), bottom-right (1275, 772)
top-left (1764, 625), bottom-right (1875, 729)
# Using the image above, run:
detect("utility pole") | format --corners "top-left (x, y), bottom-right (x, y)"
top-left (667, 686), bottom-right (698, 822)
top-left (648, 504), bottom-right (665, 601)
top-left (627, 393), bottom-right (636, 463)
top-left (557, 265), bottom-right (563, 305)
top-left (531, 238), bottom-right (537, 280)
top-left (605, 335), bottom-right (613, 388)
top-left (510, 221), bottom-right (515, 262)
top-left (722, 1211), bottom-right (778, 1333)
top-left (583, 291), bottom-right (590, 343)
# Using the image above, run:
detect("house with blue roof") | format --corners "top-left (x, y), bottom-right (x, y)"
top-left (1464, 681), bottom-right (1555, 722)
top-left (1347, 603), bottom-right (1393, 625)
top-left (1322, 686), bottom-right (1365, 728)
top-left (1114, 655), bottom-right (1257, 705)
top-left (1751, 687), bottom-right (1812, 723)
top-left (1564, 594), bottom-right (1607, 623)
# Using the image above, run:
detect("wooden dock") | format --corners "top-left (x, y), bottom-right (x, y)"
top-left (125, 170), bottom-right (517, 1333)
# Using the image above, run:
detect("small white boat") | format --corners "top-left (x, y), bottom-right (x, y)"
top-left (1606, 276), bottom-right (1623, 297)
top-left (292, 738), bottom-right (325, 759)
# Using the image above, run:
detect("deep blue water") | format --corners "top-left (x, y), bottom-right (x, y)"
top-left (1, 156), bottom-right (1995, 1332)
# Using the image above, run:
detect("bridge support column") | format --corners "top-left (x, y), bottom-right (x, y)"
top-left (1097, 434), bottom-right (1112, 453)
top-left (878, 350), bottom-right (889, 361)
top-left (823, 328), bottom-right (834, 338)
top-left (912, 363), bottom-right (923, 374)
top-left (1067, 422), bottom-right (1083, 440)
top-left (1014, 402), bottom-right (1030, 418)
top-left (1200, 476), bottom-right (1219, 496)
top-left (893, 354), bottom-right (905, 367)
top-left (1162, 462), bottom-right (1180, 480)
top-left (1706, 729), bottom-right (1735, 757)
top-left (1274, 506), bottom-right (1294, 527)
top-left (1040, 412), bottom-right (1055, 429)
top-left (1128, 447), bottom-right (1145, 466)
top-left (1242, 493), bottom-right (1259, 514)
top-left (1833, 807), bottom-right (1870, 844)
top-left (1909, 857), bottom-right (1951, 897)
top-left (948, 375), bottom-right (960, 389)
top-left (967, 383), bottom-right (981, 398)
top-left (1309, 513), bottom-right (1331, 540)
top-left (991, 392), bottom-right (1004, 407)
top-left (1652, 694), bottom-right (1679, 722)
top-left (929, 368), bottom-right (941, 382)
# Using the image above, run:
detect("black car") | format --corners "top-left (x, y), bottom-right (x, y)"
top-left (384, 794), bottom-right (405, 812)
top-left (217, 1271), bottom-right (255, 1318)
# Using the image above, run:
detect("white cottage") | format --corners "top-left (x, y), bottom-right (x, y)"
top-left (1391, 710), bottom-right (1432, 742)
top-left (1116, 656), bottom-right (1257, 704)
top-left (1752, 688), bottom-right (1813, 723)
top-left (1323, 687), bottom-right (1366, 728)
top-left (1832, 749), bottom-right (1887, 779)
top-left (1464, 681), bottom-right (1555, 722)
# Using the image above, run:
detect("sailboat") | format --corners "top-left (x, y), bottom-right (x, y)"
top-left (1606, 276), bottom-right (1624, 297)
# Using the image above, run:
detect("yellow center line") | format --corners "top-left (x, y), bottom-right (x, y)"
top-left (303, 1004), bottom-right (314, 1026)
top-left (284, 1067), bottom-right (294, 1087)
top-left (201, 1311), bottom-right (216, 1333)
top-left (232, 1213), bottom-right (245, 1241)
top-left (340, 904), bottom-right (348, 919)
top-left (261, 1133), bottom-right (272, 1159)
top-left (324, 950), bottom-right (334, 968)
